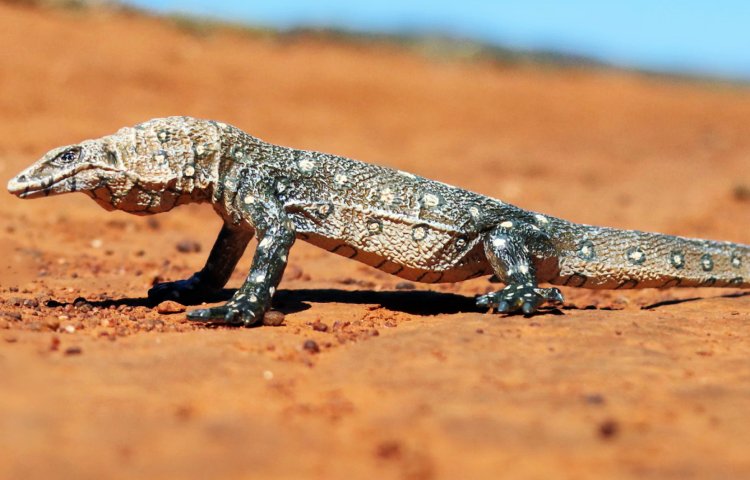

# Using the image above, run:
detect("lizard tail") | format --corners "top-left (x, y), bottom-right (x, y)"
top-left (543, 221), bottom-right (749, 290)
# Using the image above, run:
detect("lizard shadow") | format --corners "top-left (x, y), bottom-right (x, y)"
top-left (46, 288), bottom-right (564, 317)
top-left (640, 290), bottom-right (750, 310)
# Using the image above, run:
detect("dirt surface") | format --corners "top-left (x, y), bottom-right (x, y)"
top-left (1, 3), bottom-right (750, 479)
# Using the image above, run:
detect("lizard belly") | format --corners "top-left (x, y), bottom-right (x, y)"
top-left (289, 204), bottom-right (491, 283)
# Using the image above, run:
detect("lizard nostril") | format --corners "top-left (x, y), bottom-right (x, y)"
top-left (16, 175), bottom-right (27, 182)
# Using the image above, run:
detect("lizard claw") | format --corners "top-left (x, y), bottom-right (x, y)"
top-left (187, 295), bottom-right (265, 327)
top-left (149, 273), bottom-right (220, 305)
top-left (477, 285), bottom-right (563, 315)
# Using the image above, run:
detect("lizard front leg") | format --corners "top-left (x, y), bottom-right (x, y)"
top-left (477, 222), bottom-right (563, 315)
top-left (148, 223), bottom-right (254, 304)
top-left (187, 187), bottom-right (295, 326)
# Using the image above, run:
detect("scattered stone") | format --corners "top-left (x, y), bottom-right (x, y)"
top-left (176, 239), bottom-right (201, 253)
top-left (4, 334), bottom-right (18, 343)
top-left (598, 419), bottom-right (619, 439)
top-left (302, 339), bottom-right (320, 354)
top-left (0, 311), bottom-right (22, 321)
top-left (733, 184), bottom-right (750, 202)
top-left (0, 319), bottom-right (9, 329)
top-left (375, 440), bottom-right (402, 459)
top-left (90, 238), bottom-right (103, 249)
top-left (263, 310), bottom-right (285, 326)
top-left (584, 394), bottom-right (606, 405)
top-left (156, 301), bottom-right (186, 314)
top-left (64, 346), bottom-right (82, 356)
top-left (64, 325), bottom-right (76, 334)
top-left (475, 328), bottom-right (484, 334)
top-left (23, 298), bottom-right (39, 308)
top-left (311, 320), bottom-right (328, 332)
top-left (50, 336), bottom-right (61, 351)
top-left (395, 281), bottom-right (415, 290)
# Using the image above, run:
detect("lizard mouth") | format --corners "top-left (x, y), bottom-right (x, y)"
top-left (7, 168), bottom-right (85, 199)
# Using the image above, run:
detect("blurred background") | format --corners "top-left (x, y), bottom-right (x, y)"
top-left (124, 0), bottom-right (750, 81)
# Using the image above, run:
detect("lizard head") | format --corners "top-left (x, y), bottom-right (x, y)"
top-left (7, 139), bottom-right (122, 201)
top-left (7, 117), bottom-right (223, 214)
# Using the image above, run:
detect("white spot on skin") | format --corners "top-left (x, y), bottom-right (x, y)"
top-left (318, 204), bottom-right (331, 215)
top-left (334, 173), bottom-right (348, 185)
top-left (184, 165), bottom-right (195, 177)
top-left (469, 207), bottom-right (480, 218)
top-left (277, 183), bottom-right (287, 193)
top-left (249, 294), bottom-right (258, 302)
top-left (500, 221), bottom-right (514, 229)
top-left (380, 187), bottom-right (395, 204)
top-left (732, 257), bottom-right (741, 268)
top-left (258, 237), bottom-right (271, 249)
top-left (672, 254), bottom-right (684, 265)
top-left (398, 170), bottom-right (416, 179)
top-left (581, 245), bottom-right (591, 256)
top-left (368, 221), bottom-right (381, 232)
top-left (519, 265), bottom-right (529, 274)
top-left (629, 251), bottom-right (644, 261)
top-left (254, 273), bottom-right (266, 283)
top-left (422, 193), bottom-right (440, 208)
top-left (298, 158), bottom-right (315, 172)
top-left (195, 145), bottom-right (205, 156)
top-left (154, 154), bottom-right (165, 163)
top-left (280, 254), bottom-right (287, 262)
top-left (534, 214), bottom-right (549, 224)
top-left (412, 226), bottom-right (427, 240)
top-left (262, 370), bottom-right (274, 380)
top-left (492, 238), bottom-right (507, 248)
top-left (269, 287), bottom-right (276, 295)
top-left (243, 195), bottom-right (255, 205)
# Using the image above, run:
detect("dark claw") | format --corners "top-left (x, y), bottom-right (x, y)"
top-left (148, 273), bottom-right (220, 305)
top-left (476, 284), bottom-right (564, 315)
top-left (497, 300), bottom-right (510, 313)
top-left (187, 297), bottom-right (264, 327)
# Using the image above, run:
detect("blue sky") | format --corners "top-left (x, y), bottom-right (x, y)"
top-left (124, 1), bottom-right (750, 80)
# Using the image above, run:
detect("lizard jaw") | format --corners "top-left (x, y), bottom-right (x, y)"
top-left (7, 164), bottom-right (120, 199)
top-left (8, 167), bottom-right (85, 199)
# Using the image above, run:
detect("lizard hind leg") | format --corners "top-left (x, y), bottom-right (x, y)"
top-left (476, 222), bottom-right (563, 315)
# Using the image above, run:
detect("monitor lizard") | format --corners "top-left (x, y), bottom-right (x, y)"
top-left (7, 117), bottom-right (749, 325)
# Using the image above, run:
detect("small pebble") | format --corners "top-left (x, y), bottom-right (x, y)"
top-left (395, 281), bottom-right (415, 290)
top-left (302, 339), bottom-right (320, 354)
top-left (311, 320), bottom-right (328, 332)
top-left (90, 239), bottom-right (103, 249)
top-left (262, 370), bottom-right (274, 380)
top-left (0, 311), bottom-right (22, 321)
top-left (176, 240), bottom-right (201, 253)
top-left (598, 419), bottom-right (619, 439)
top-left (64, 325), bottom-right (76, 334)
top-left (46, 318), bottom-right (61, 331)
top-left (64, 346), bottom-right (83, 356)
top-left (263, 310), bottom-right (285, 326)
top-left (156, 301), bottom-right (186, 314)
top-left (23, 298), bottom-right (39, 308)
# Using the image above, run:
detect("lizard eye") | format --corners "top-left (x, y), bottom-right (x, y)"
top-left (53, 147), bottom-right (81, 165)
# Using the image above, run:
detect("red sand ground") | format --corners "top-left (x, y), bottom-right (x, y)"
top-left (1, 3), bottom-right (749, 479)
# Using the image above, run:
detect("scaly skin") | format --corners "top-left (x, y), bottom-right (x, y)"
top-left (7, 117), bottom-right (749, 325)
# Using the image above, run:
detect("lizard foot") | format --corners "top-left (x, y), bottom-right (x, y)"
top-left (148, 273), bottom-right (221, 305)
top-left (186, 295), bottom-right (265, 327)
top-left (477, 284), bottom-right (563, 315)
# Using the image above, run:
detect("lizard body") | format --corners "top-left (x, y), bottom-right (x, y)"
top-left (7, 117), bottom-right (749, 324)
